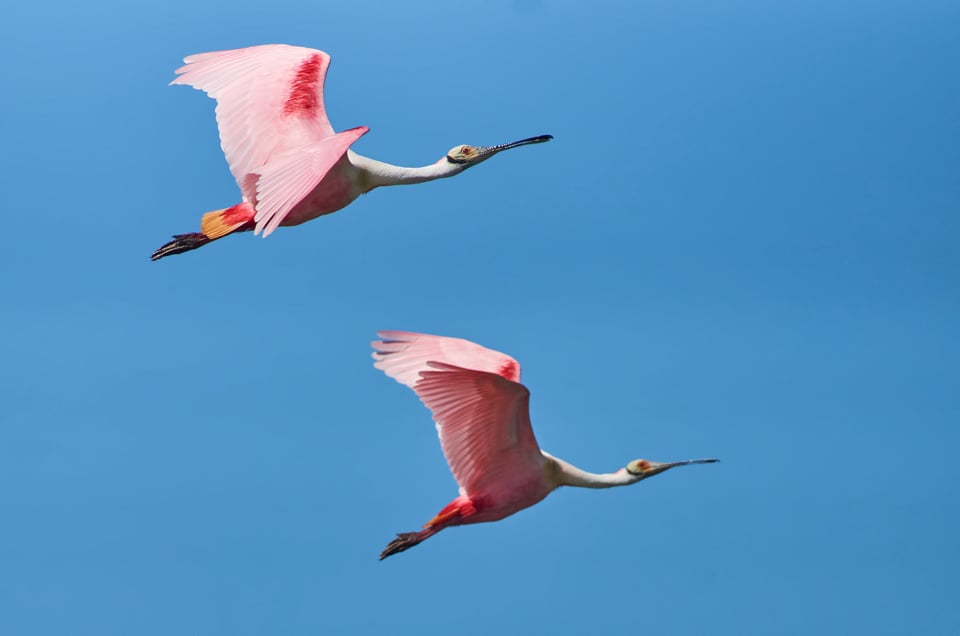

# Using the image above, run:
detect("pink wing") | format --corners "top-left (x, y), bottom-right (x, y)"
top-left (372, 331), bottom-right (522, 387)
top-left (171, 44), bottom-right (367, 236)
top-left (412, 363), bottom-right (544, 497)
top-left (250, 126), bottom-right (367, 236)
top-left (372, 332), bottom-right (541, 496)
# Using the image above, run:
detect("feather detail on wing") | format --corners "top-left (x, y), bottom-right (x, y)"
top-left (252, 126), bottom-right (368, 235)
top-left (372, 331), bottom-right (522, 389)
top-left (413, 363), bottom-right (543, 496)
top-left (171, 44), bottom-right (364, 221)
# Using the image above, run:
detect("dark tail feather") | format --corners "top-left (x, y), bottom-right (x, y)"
top-left (380, 531), bottom-right (431, 560)
top-left (151, 205), bottom-right (255, 261)
top-left (151, 232), bottom-right (211, 261)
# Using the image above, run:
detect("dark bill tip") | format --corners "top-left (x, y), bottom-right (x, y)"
top-left (488, 134), bottom-right (554, 153)
top-left (674, 458), bottom-right (720, 466)
top-left (509, 134), bottom-right (553, 146)
top-left (647, 458), bottom-right (720, 474)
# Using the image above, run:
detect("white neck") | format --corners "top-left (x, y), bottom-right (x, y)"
top-left (347, 151), bottom-right (462, 190)
top-left (545, 453), bottom-right (637, 489)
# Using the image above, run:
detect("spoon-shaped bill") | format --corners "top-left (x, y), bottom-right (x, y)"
top-left (474, 135), bottom-right (553, 160)
top-left (639, 458), bottom-right (719, 478)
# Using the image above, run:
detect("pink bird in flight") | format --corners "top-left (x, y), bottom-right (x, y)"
top-left (372, 331), bottom-right (718, 559)
top-left (152, 44), bottom-right (552, 260)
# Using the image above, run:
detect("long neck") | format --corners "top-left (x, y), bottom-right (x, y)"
top-left (546, 453), bottom-right (635, 489)
top-left (347, 151), bottom-right (460, 189)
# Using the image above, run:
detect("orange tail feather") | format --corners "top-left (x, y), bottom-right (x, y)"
top-left (200, 203), bottom-right (255, 239)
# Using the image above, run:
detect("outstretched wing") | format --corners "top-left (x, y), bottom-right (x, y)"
top-left (372, 331), bottom-right (522, 387)
top-left (171, 44), bottom-right (366, 235)
top-left (249, 126), bottom-right (366, 235)
top-left (413, 363), bottom-right (543, 497)
top-left (372, 332), bottom-right (541, 496)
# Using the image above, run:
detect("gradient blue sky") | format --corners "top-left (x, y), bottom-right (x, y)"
top-left (2, 1), bottom-right (957, 634)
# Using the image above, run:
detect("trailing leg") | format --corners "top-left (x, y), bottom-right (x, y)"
top-left (379, 528), bottom-right (436, 560)
top-left (151, 203), bottom-right (255, 260)
top-left (379, 496), bottom-right (475, 560)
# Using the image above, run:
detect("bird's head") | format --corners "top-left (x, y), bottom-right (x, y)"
top-left (624, 457), bottom-right (719, 482)
top-left (444, 135), bottom-right (553, 171)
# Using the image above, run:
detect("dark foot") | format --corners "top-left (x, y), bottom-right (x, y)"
top-left (380, 532), bottom-right (422, 560)
top-left (151, 232), bottom-right (211, 261)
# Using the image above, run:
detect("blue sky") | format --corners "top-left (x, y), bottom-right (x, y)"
top-left (1, 0), bottom-right (958, 634)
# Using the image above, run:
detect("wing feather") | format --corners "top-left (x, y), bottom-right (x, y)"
top-left (372, 331), bottom-right (522, 388)
top-left (252, 126), bottom-right (368, 235)
top-left (371, 331), bottom-right (541, 497)
top-left (414, 363), bottom-right (543, 496)
top-left (171, 44), bottom-right (361, 223)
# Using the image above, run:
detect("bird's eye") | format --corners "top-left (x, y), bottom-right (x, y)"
top-left (462, 146), bottom-right (473, 155)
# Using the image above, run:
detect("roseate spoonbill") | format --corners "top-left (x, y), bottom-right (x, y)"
top-left (151, 44), bottom-right (552, 260)
top-left (372, 331), bottom-right (718, 559)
